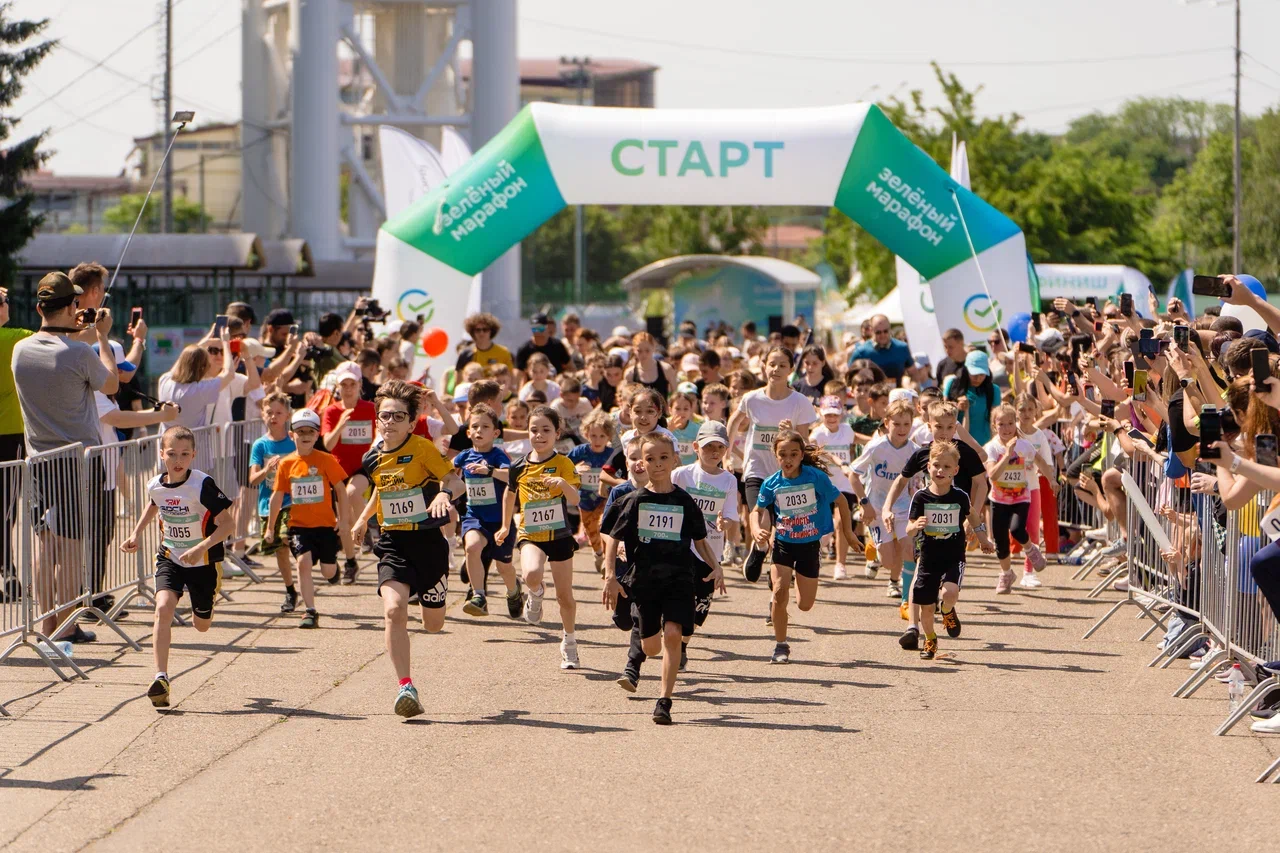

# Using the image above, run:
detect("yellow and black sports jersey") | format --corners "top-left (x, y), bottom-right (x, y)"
top-left (509, 452), bottom-right (580, 542)
top-left (361, 434), bottom-right (453, 531)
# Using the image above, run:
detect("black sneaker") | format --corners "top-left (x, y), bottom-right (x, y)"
top-left (617, 669), bottom-right (639, 693)
top-left (770, 642), bottom-right (790, 664)
top-left (506, 584), bottom-right (523, 619)
top-left (325, 565), bottom-right (341, 585)
top-left (898, 626), bottom-right (920, 651)
top-left (342, 558), bottom-right (359, 585)
top-left (743, 543), bottom-right (766, 583)
top-left (299, 609), bottom-right (319, 629)
top-left (147, 675), bottom-right (171, 708)
top-left (941, 607), bottom-right (962, 638)
top-left (679, 645), bottom-right (688, 672)
top-left (65, 625), bottom-right (96, 644)
top-left (459, 562), bottom-right (470, 587)
top-left (463, 590), bottom-right (488, 617)
top-left (921, 635), bottom-right (938, 660)
top-left (280, 588), bottom-right (299, 613)
top-left (652, 697), bottom-right (673, 725)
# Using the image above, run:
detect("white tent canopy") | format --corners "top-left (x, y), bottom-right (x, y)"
top-left (842, 287), bottom-right (904, 327)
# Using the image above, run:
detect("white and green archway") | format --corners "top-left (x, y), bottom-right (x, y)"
top-left (372, 102), bottom-right (1029, 374)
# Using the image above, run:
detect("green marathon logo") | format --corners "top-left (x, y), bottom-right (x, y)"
top-left (396, 289), bottom-right (435, 323)
top-left (963, 293), bottom-right (1002, 333)
top-left (610, 139), bottom-right (784, 177)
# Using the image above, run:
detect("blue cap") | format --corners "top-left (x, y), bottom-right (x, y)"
top-left (93, 340), bottom-right (137, 373)
top-left (964, 349), bottom-right (990, 377)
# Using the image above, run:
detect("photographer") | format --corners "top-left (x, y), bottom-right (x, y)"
top-left (12, 272), bottom-right (120, 644)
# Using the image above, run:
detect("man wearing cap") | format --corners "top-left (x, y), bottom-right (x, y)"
top-left (0, 285), bottom-right (32, 600)
top-left (515, 312), bottom-right (572, 380)
top-left (848, 314), bottom-right (913, 383)
top-left (12, 272), bottom-right (121, 644)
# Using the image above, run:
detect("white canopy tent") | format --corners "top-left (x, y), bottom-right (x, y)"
top-left (842, 287), bottom-right (904, 327)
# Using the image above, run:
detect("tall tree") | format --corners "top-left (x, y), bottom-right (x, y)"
top-left (0, 9), bottom-right (54, 288)
top-left (103, 192), bottom-right (213, 234)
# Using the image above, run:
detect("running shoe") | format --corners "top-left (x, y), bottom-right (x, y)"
top-left (342, 558), bottom-right (359, 585)
top-left (995, 570), bottom-right (1014, 594)
top-left (524, 585), bottom-right (544, 625)
top-left (394, 683), bottom-right (424, 719)
top-left (1085, 526), bottom-right (1109, 542)
top-left (506, 582), bottom-right (523, 619)
top-left (1019, 572), bottom-right (1043, 589)
top-left (1113, 578), bottom-right (1130, 592)
top-left (617, 669), bottom-right (639, 693)
top-left (222, 564), bottom-right (245, 579)
top-left (239, 554), bottom-right (264, 569)
top-left (458, 562), bottom-right (469, 587)
top-left (147, 675), bottom-right (171, 708)
top-left (299, 609), bottom-right (319, 629)
top-left (281, 588), bottom-right (299, 613)
top-left (1025, 543), bottom-right (1047, 572)
top-left (833, 563), bottom-right (848, 581)
top-left (941, 607), bottom-right (962, 638)
top-left (560, 635), bottom-right (579, 670)
top-left (899, 601), bottom-right (910, 621)
top-left (921, 635), bottom-right (938, 660)
top-left (770, 642), bottom-right (791, 664)
top-left (1100, 540), bottom-right (1127, 558)
top-left (886, 579), bottom-right (902, 598)
top-left (463, 590), bottom-right (489, 617)
top-left (898, 626), bottom-right (920, 651)
top-left (743, 543), bottom-right (766, 583)
top-left (864, 560), bottom-right (880, 580)
top-left (652, 697), bottom-right (673, 725)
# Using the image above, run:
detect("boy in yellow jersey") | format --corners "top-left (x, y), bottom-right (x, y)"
top-left (351, 380), bottom-right (462, 719)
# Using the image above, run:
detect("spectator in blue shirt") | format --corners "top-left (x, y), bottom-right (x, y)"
top-left (847, 314), bottom-right (912, 383)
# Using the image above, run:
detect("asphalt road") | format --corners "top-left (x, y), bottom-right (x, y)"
top-left (2, 549), bottom-right (1277, 852)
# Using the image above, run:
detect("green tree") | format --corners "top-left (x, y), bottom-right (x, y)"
top-left (0, 11), bottom-right (54, 289)
top-left (102, 192), bottom-right (212, 234)
top-left (620, 205), bottom-right (770, 265)
top-left (522, 205), bottom-right (633, 283)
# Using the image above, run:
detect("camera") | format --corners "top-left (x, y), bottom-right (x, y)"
top-left (358, 299), bottom-right (390, 323)
top-left (77, 307), bottom-right (97, 325)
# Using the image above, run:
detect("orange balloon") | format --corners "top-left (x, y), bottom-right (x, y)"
top-left (422, 327), bottom-right (449, 358)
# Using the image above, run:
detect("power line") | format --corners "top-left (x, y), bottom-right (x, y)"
top-left (1242, 51), bottom-right (1280, 81)
top-left (1018, 75), bottom-right (1231, 117)
top-left (1243, 74), bottom-right (1280, 93)
top-left (522, 17), bottom-right (1229, 68)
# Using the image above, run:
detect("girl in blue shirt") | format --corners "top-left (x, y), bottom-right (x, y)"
top-left (752, 430), bottom-right (857, 664)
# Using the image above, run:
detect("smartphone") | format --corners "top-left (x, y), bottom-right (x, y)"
top-left (289, 323), bottom-right (300, 338)
top-left (1067, 373), bottom-right (1080, 395)
top-left (1132, 369), bottom-right (1149, 402)
top-left (1101, 399), bottom-right (1116, 418)
top-left (1094, 320), bottom-right (1103, 333)
top-left (1257, 434), bottom-right (1279, 467)
top-left (1173, 325), bottom-right (1190, 351)
top-left (1124, 361), bottom-right (1135, 386)
top-left (1017, 342), bottom-right (1037, 355)
top-left (130, 306), bottom-right (142, 329)
top-left (1252, 347), bottom-right (1270, 393)
top-left (1199, 405), bottom-right (1222, 459)
top-left (1086, 296), bottom-right (1097, 310)
top-left (1120, 293), bottom-right (1134, 317)
top-left (1031, 312), bottom-right (1042, 333)
top-left (229, 339), bottom-right (242, 358)
top-left (213, 314), bottom-right (229, 337)
top-left (1084, 383), bottom-right (1096, 402)
top-left (1192, 274), bottom-right (1232, 298)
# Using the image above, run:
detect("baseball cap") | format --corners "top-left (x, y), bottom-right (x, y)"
top-left (676, 380), bottom-right (698, 395)
top-left (37, 271), bottom-right (82, 302)
top-left (889, 388), bottom-right (917, 405)
top-left (332, 361), bottom-right (362, 385)
top-left (265, 308), bottom-right (294, 328)
top-left (819, 395), bottom-right (843, 415)
top-left (913, 354), bottom-right (931, 369)
top-left (289, 409), bottom-right (321, 431)
top-left (727, 346), bottom-right (743, 360)
top-left (240, 337), bottom-right (276, 361)
top-left (92, 340), bottom-right (137, 373)
top-left (695, 420), bottom-right (729, 447)
top-left (1245, 328), bottom-right (1280, 354)
top-left (680, 352), bottom-right (702, 373)
top-left (607, 346), bottom-right (630, 364)
top-left (530, 312), bottom-right (550, 332)
top-left (611, 325), bottom-right (631, 338)
top-left (964, 349), bottom-right (990, 377)
top-left (453, 381), bottom-right (472, 403)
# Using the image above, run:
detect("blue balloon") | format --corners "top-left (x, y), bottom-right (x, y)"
top-left (1007, 312), bottom-right (1032, 343)
top-left (1237, 274), bottom-right (1267, 301)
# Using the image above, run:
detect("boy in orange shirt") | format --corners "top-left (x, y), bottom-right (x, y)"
top-left (266, 409), bottom-right (352, 628)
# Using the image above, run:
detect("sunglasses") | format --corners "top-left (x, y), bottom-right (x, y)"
top-left (376, 411), bottom-right (411, 423)
top-left (206, 347), bottom-right (223, 355)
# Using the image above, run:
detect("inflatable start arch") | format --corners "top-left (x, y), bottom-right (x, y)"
top-left (372, 102), bottom-right (1027, 371)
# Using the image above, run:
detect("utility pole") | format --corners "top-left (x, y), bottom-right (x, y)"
top-left (560, 56), bottom-right (592, 305)
top-left (199, 154), bottom-right (207, 233)
top-left (1233, 0), bottom-right (1242, 273)
top-left (161, 0), bottom-right (174, 233)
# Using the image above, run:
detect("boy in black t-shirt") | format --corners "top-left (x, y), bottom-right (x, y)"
top-left (603, 432), bottom-right (723, 725)
top-left (905, 441), bottom-right (974, 660)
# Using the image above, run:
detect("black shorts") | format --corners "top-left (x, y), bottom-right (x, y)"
top-left (289, 526), bottom-right (340, 564)
top-left (772, 539), bottom-right (821, 579)
top-left (632, 572), bottom-right (695, 639)
top-left (735, 471), bottom-right (747, 506)
top-left (375, 528), bottom-right (450, 607)
top-left (612, 567), bottom-right (636, 631)
top-left (155, 555), bottom-right (220, 620)
top-left (692, 557), bottom-right (716, 628)
top-left (912, 559), bottom-right (966, 605)
top-left (461, 516), bottom-right (515, 565)
top-left (517, 537), bottom-right (577, 563)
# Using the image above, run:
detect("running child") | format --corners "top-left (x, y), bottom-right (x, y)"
top-left (851, 400), bottom-right (919, 600)
top-left (811, 394), bottom-right (858, 580)
top-left (350, 379), bottom-right (462, 719)
top-left (248, 392), bottom-right (298, 613)
top-left (1013, 393), bottom-right (1060, 586)
top-left (601, 436), bottom-right (649, 691)
top-left (668, 388), bottom-right (702, 466)
top-left (518, 352), bottom-right (561, 402)
top-left (122, 425), bottom-right (234, 708)
top-left (752, 429), bottom-right (856, 664)
top-left (320, 362), bottom-right (374, 582)
top-left (568, 409), bottom-right (615, 575)
top-left (905, 441), bottom-right (973, 660)
top-left (603, 432), bottom-right (723, 724)
top-left (453, 403), bottom-right (522, 618)
top-left (265, 409), bottom-right (352, 628)
top-left (984, 403), bottom-right (1046, 594)
top-left (495, 406), bottom-right (582, 669)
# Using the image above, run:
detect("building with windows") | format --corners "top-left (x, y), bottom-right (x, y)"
top-left (28, 171), bottom-right (142, 233)
top-left (460, 57), bottom-right (657, 108)
top-left (128, 122), bottom-right (243, 231)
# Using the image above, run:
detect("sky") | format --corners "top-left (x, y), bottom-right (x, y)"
top-left (12, 0), bottom-right (1280, 176)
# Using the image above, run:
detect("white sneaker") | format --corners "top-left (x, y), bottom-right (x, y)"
top-left (222, 564), bottom-right (245, 578)
top-left (1113, 578), bottom-right (1130, 592)
top-left (832, 563), bottom-right (848, 581)
top-left (1100, 540), bottom-right (1127, 557)
top-left (1085, 526), bottom-right (1109, 542)
top-left (1251, 714), bottom-right (1280, 734)
top-left (560, 635), bottom-right (579, 670)
top-left (864, 561), bottom-right (880, 580)
top-left (886, 579), bottom-right (902, 598)
top-left (1019, 572), bottom-right (1042, 589)
top-left (524, 586), bottom-right (545, 625)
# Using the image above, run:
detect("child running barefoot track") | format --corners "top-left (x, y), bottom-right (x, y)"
top-left (351, 380), bottom-right (462, 720)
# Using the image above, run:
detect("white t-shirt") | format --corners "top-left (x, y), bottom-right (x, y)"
top-left (209, 373), bottom-right (248, 428)
top-left (672, 462), bottom-right (739, 558)
top-left (909, 420), bottom-right (933, 446)
top-left (984, 437), bottom-right (1037, 505)
top-left (811, 422), bottom-right (855, 493)
top-left (739, 389), bottom-right (818, 481)
top-left (93, 391), bottom-right (122, 491)
top-left (1018, 427), bottom-right (1054, 491)
top-left (850, 433), bottom-right (919, 515)
top-left (551, 396), bottom-right (593, 437)
top-left (518, 380), bottom-right (562, 403)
